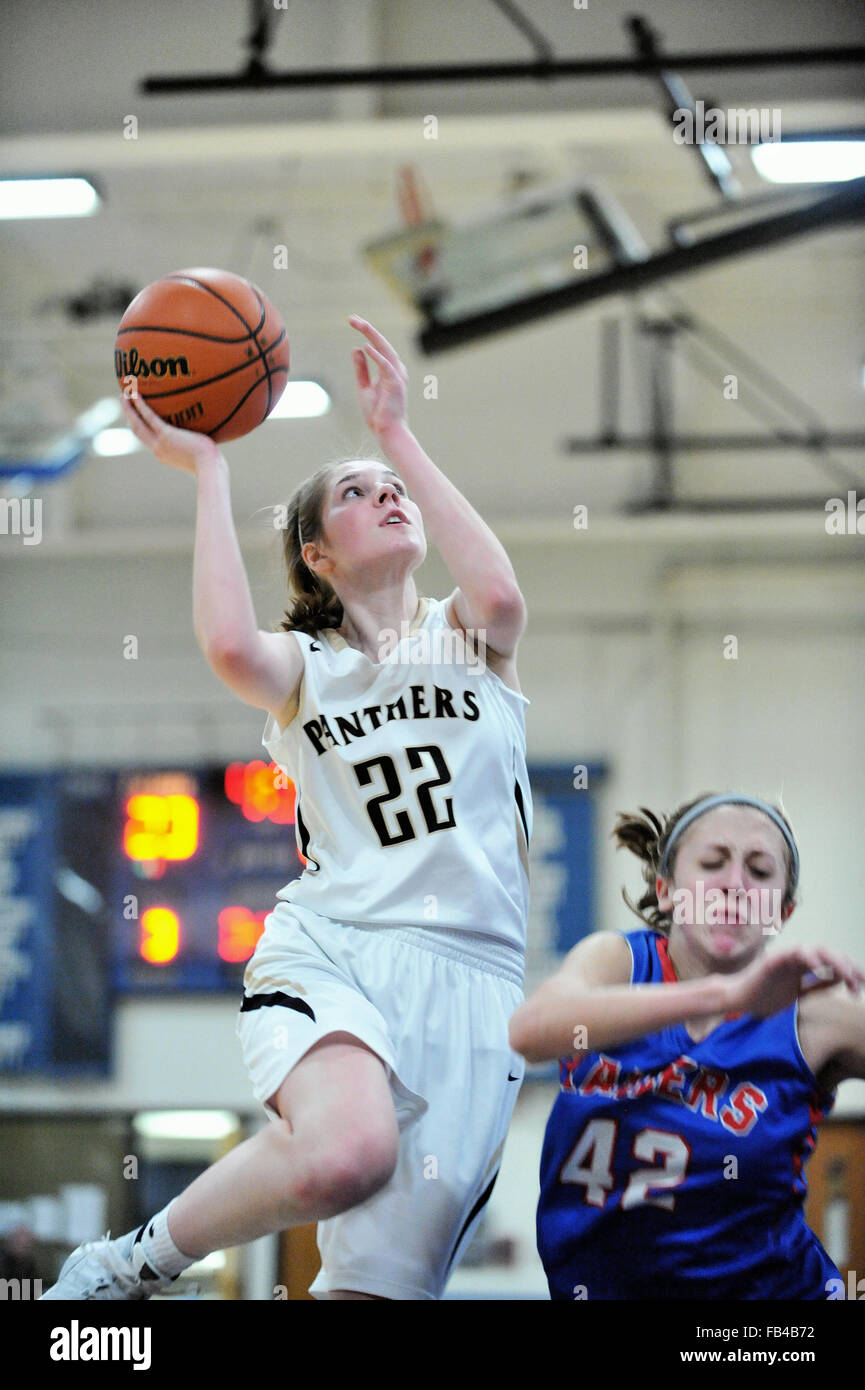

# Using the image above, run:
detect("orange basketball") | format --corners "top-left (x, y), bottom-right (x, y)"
top-left (114, 267), bottom-right (290, 443)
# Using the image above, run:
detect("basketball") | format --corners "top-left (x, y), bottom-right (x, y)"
top-left (114, 267), bottom-right (290, 443)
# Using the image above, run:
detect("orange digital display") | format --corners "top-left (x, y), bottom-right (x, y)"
top-left (139, 906), bottom-right (181, 965)
top-left (124, 793), bottom-right (199, 862)
top-left (118, 764), bottom-right (305, 990)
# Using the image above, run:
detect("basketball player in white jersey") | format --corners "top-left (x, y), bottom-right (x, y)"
top-left (42, 316), bottom-right (532, 1301)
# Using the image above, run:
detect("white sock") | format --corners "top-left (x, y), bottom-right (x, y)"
top-left (131, 1200), bottom-right (199, 1281)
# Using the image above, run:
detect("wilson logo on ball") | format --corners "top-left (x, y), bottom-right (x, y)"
top-left (114, 347), bottom-right (191, 380)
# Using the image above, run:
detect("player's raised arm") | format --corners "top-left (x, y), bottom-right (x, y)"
top-left (121, 389), bottom-right (302, 713)
top-left (349, 316), bottom-right (526, 657)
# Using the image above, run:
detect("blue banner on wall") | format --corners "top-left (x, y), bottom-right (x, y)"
top-left (0, 772), bottom-right (113, 1076)
top-left (523, 763), bottom-right (607, 993)
top-left (0, 774), bottom-right (58, 1071)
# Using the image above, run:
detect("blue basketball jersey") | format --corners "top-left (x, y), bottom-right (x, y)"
top-left (537, 929), bottom-right (840, 1300)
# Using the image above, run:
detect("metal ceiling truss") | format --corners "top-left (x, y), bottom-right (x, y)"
top-left (567, 303), bottom-right (865, 513)
top-left (138, 5), bottom-right (865, 361)
top-left (136, 2), bottom-right (865, 515)
top-left (140, 2), bottom-right (865, 94)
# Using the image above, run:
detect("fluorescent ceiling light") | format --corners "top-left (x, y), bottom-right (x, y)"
top-left (752, 141), bottom-right (865, 184)
top-left (92, 427), bottom-right (139, 456)
top-left (77, 397), bottom-right (122, 436)
top-left (0, 176), bottom-right (100, 219)
top-left (267, 381), bottom-right (331, 419)
top-left (132, 1110), bottom-right (240, 1141)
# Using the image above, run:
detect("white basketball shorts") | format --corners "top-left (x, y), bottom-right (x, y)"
top-left (235, 899), bottom-right (525, 1300)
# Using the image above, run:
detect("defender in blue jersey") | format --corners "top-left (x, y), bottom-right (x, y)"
top-left (511, 793), bottom-right (865, 1301)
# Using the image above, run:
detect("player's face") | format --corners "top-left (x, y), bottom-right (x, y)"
top-left (657, 805), bottom-right (791, 971)
top-left (319, 462), bottom-right (425, 573)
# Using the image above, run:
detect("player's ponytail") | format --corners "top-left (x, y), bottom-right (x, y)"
top-left (613, 793), bottom-right (799, 933)
top-left (277, 463), bottom-right (345, 637)
top-left (613, 804), bottom-right (674, 932)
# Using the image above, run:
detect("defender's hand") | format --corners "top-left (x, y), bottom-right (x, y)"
top-left (723, 945), bottom-right (865, 1019)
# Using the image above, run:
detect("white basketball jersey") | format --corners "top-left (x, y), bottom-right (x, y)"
top-left (261, 595), bottom-right (532, 954)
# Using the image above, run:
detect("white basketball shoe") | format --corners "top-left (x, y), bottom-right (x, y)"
top-left (39, 1226), bottom-right (183, 1300)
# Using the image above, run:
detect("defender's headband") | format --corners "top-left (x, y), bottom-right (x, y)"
top-left (659, 794), bottom-right (799, 890)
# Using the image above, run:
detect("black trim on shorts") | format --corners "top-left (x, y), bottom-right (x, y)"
top-left (514, 778), bottom-right (530, 846)
top-left (239, 990), bottom-right (316, 1022)
top-left (446, 1169), bottom-right (500, 1272)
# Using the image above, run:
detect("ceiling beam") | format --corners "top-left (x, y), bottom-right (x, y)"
top-left (564, 432), bottom-right (865, 453)
top-left (2, 103), bottom-right (857, 170)
top-left (141, 46), bottom-right (865, 95)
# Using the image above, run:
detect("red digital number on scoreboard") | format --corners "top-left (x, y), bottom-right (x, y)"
top-left (217, 906), bottom-right (268, 963)
top-left (225, 761), bottom-right (297, 825)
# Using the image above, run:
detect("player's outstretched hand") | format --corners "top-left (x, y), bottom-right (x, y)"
top-left (120, 382), bottom-right (222, 476)
top-left (725, 944), bottom-right (865, 1019)
top-left (349, 315), bottom-right (408, 438)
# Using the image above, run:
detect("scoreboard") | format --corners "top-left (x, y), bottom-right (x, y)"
top-left (113, 762), bottom-right (302, 991)
top-left (0, 762), bottom-right (304, 1074)
top-left (0, 761), bottom-right (604, 1076)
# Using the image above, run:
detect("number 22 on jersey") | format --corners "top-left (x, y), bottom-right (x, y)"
top-left (354, 744), bottom-right (456, 847)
